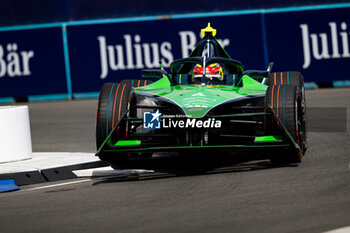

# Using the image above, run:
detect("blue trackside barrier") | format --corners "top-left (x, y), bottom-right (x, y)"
top-left (73, 92), bottom-right (100, 99)
top-left (0, 3), bottom-right (349, 102)
top-left (0, 179), bottom-right (20, 192)
top-left (0, 97), bottom-right (14, 104)
top-left (28, 94), bottom-right (71, 102)
top-left (304, 82), bottom-right (318, 89)
top-left (333, 80), bottom-right (350, 87)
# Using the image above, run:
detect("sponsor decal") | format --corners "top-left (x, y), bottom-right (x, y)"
top-left (192, 92), bottom-right (205, 97)
top-left (162, 118), bottom-right (221, 128)
top-left (0, 43), bottom-right (34, 78)
top-left (143, 110), bottom-right (162, 129)
top-left (143, 110), bottom-right (221, 129)
top-left (97, 32), bottom-right (230, 79)
top-left (300, 22), bottom-right (350, 69)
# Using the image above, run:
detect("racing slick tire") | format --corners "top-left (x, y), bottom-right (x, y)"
top-left (267, 71), bottom-right (307, 148)
top-left (265, 84), bottom-right (306, 164)
top-left (267, 71), bottom-right (304, 88)
top-left (96, 82), bottom-right (118, 150)
top-left (96, 80), bottom-right (153, 163)
top-left (267, 72), bottom-right (306, 123)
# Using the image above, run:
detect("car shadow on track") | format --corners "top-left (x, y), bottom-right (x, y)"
top-left (92, 153), bottom-right (298, 185)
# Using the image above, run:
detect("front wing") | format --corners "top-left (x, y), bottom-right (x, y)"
top-left (96, 106), bottom-right (300, 157)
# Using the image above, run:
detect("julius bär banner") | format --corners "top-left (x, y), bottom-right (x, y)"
top-left (265, 7), bottom-right (350, 82)
top-left (67, 15), bottom-right (265, 93)
top-left (0, 27), bottom-right (67, 98)
top-left (1, 5), bottom-right (350, 99)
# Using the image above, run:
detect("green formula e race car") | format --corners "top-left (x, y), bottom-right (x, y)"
top-left (95, 23), bottom-right (307, 167)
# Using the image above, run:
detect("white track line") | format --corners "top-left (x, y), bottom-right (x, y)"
top-left (73, 167), bottom-right (154, 177)
top-left (23, 179), bottom-right (95, 191)
top-left (323, 226), bottom-right (350, 233)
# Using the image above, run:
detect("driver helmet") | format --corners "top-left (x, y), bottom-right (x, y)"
top-left (192, 63), bottom-right (224, 83)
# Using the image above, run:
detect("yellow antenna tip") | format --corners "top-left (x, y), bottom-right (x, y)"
top-left (201, 22), bottom-right (217, 37)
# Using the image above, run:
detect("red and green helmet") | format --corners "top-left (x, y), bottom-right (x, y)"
top-left (192, 63), bottom-right (224, 81)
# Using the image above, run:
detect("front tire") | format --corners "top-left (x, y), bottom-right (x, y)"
top-left (96, 81), bottom-right (132, 150)
top-left (96, 79), bottom-right (153, 164)
top-left (265, 84), bottom-right (306, 164)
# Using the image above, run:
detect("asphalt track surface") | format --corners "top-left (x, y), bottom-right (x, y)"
top-left (1, 88), bottom-right (350, 233)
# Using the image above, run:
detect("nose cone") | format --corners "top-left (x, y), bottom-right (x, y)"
top-left (169, 85), bottom-right (241, 118)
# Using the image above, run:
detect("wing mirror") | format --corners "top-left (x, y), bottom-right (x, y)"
top-left (241, 70), bottom-right (269, 79)
top-left (141, 69), bottom-right (174, 86)
top-left (141, 69), bottom-right (169, 78)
